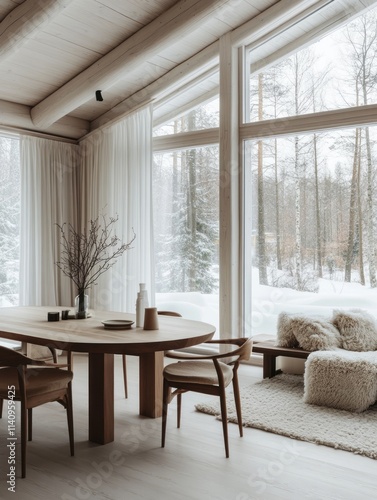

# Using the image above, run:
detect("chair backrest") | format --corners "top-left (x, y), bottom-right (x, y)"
top-left (158, 311), bottom-right (182, 317)
top-left (219, 337), bottom-right (253, 366)
top-left (22, 343), bottom-right (57, 362)
top-left (0, 345), bottom-right (45, 368)
top-left (237, 337), bottom-right (253, 362)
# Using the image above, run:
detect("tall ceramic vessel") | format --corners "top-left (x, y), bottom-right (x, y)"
top-left (136, 283), bottom-right (149, 327)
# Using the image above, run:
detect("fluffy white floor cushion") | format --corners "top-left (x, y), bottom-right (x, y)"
top-left (277, 312), bottom-right (341, 351)
top-left (304, 350), bottom-right (377, 412)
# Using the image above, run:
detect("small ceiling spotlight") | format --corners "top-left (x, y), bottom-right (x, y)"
top-left (95, 90), bottom-right (103, 102)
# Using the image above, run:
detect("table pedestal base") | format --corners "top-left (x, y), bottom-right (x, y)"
top-left (88, 351), bottom-right (164, 444)
top-left (139, 351), bottom-right (164, 418)
top-left (89, 353), bottom-right (114, 444)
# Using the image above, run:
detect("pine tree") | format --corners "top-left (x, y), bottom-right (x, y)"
top-left (154, 106), bottom-right (219, 294)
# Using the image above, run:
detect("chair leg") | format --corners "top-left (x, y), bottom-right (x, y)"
top-left (219, 387), bottom-right (229, 458)
top-left (28, 408), bottom-right (33, 441)
top-left (232, 374), bottom-right (243, 437)
top-left (66, 384), bottom-right (75, 456)
top-left (0, 399), bottom-right (3, 418)
top-left (122, 355), bottom-right (128, 399)
top-left (161, 379), bottom-right (170, 448)
top-left (177, 392), bottom-right (182, 429)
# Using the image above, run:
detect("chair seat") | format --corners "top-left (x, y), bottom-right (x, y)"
top-left (0, 367), bottom-right (73, 398)
top-left (163, 360), bottom-right (233, 386)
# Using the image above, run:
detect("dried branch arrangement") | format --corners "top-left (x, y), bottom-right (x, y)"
top-left (56, 214), bottom-right (135, 293)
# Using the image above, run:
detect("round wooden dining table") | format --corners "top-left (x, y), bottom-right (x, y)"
top-left (0, 306), bottom-right (216, 444)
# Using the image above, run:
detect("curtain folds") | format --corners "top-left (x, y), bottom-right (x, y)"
top-left (19, 137), bottom-right (79, 306)
top-left (20, 106), bottom-right (154, 312)
top-left (79, 106), bottom-right (154, 312)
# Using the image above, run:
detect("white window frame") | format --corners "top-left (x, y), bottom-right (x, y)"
top-left (151, 0), bottom-right (377, 341)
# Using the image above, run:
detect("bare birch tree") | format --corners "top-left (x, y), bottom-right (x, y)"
top-left (286, 50), bottom-right (320, 289)
top-left (257, 73), bottom-right (268, 285)
top-left (342, 11), bottom-right (377, 285)
top-left (344, 126), bottom-right (360, 282)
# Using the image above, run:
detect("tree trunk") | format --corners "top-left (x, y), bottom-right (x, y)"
top-left (294, 136), bottom-right (302, 290)
top-left (274, 138), bottom-right (282, 270)
top-left (313, 133), bottom-right (322, 278)
top-left (344, 128), bottom-right (360, 282)
top-left (365, 126), bottom-right (377, 286)
top-left (171, 120), bottom-right (180, 291)
top-left (187, 112), bottom-right (197, 289)
top-left (186, 149), bottom-right (197, 290)
top-left (180, 117), bottom-right (187, 291)
top-left (292, 55), bottom-right (302, 290)
top-left (257, 73), bottom-right (268, 285)
top-left (357, 135), bottom-right (365, 285)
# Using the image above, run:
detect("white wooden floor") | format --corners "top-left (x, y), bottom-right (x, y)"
top-left (0, 354), bottom-right (376, 500)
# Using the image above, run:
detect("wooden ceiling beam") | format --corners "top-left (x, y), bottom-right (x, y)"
top-left (31, 0), bottom-right (233, 129)
top-left (0, 0), bottom-right (74, 64)
top-left (0, 100), bottom-right (89, 140)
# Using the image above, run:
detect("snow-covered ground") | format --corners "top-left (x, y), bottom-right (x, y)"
top-left (251, 277), bottom-right (377, 335)
top-left (156, 291), bottom-right (219, 329)
top-left (156, 271), bottom-right (377, 338)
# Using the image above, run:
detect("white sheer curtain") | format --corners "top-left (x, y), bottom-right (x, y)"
top-left (79, 105), bottom-right (154, 312)
top-left (19, 137), bottom-right (79, 306)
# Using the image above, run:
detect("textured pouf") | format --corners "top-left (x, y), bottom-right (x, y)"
top-left (304, 350), bottom-right (377, 412)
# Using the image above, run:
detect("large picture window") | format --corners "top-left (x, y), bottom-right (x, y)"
top-left (245, 125), bottom-right (377, 335)
top-left (243, 5), bottom-right (377, 338)
top-left (247, 8), bottom-right (377, 123)
top-left (153, 143), bottom-right (219, 333)
top-left (154, 97), bottom-right (219, 136)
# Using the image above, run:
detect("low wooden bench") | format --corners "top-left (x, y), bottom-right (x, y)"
top-left (252, 340), bottom-right (311, 378)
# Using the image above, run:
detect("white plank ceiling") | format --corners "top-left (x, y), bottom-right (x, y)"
top-left (0, 0), bottom-right (375, 140)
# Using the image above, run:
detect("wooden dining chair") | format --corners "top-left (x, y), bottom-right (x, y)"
top-left (161, 337), bottom-right (253, 457)
top-left (0, 343), bottom-right (57, 419)
top-left (0, 345), bottom-right (74, 478)
top-left (122, 310), bottom-right (182, 398)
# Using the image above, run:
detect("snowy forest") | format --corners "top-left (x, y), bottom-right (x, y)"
top-left (249, 9), bottom-right (377, 292)
top-left (154, 8), bottom-right (377, 305)
top-left (153, 138), bottom-right (219, 294)
top-left (0, 136), bottom-right (20, 305)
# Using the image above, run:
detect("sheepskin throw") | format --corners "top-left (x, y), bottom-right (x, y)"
top-left (332, 309), bottom-right (377, 351)
top-left (304, 350), bottom-right (377, 412)
top-left (277, 312), bottom-right (341, 351)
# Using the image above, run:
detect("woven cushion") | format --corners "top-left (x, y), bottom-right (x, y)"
top-left (277, 312), bottom-right (341, 351)
top-left (304, 350), bottom-right (377, 412)
top-left (163, 360), bottom-right (233, 386)
top-left (0, 367), bottom-right (73, 398)
top-left (332, 309), bottom-right (377, 351)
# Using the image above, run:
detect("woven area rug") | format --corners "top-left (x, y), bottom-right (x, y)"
top-left (195, 374), bottom-right (377, 459)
